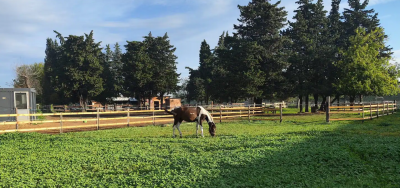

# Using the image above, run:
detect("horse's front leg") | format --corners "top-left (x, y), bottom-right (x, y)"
top-left (200, 120), bottom-right (204, 137)
top-left (196, 120), bottom-right (199, 137)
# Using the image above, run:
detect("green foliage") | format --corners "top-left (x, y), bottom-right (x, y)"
top-left (334, 27), bottom-right (400, 97)
top-left (1, 113), bottom-right (400, 187)
top-left (122, 40), bottom-right (153, 106)
top-left (52, 30), bottom-right (104, 107)
top-left (13, 62), bottom-right (44, 103)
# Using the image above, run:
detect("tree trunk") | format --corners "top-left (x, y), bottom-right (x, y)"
top-left (299, 95), bottom-right (303, 113)
top-left (305, 95), bottom-right (309, 112)
top-left (330, 96), bottom-right (338, 104)
top-left (337, 94), bottom-right (340, 106)
top-left (160, 92), bottom-right (164, 109)
top-left (313, 94), bottom-right (319, 109)
top-left (319, 96), bottom-right (326, 111)
top-left (349, 95), bottom-right (355, 110)
top-left (359, 95), bottom-right (363, 103)
top-left (254, 97), bottom-right (263, 105)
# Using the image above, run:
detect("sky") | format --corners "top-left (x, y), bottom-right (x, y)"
top-left (0, 0), bottom-right (399, 88)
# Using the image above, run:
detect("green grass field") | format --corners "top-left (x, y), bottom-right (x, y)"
top-left (1, 113), bottom-right (399, 187)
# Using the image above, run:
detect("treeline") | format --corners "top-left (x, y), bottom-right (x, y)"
top-left (183, 0), bottom-right (400, 112)
top-left (12, 0), bottom-right (400, 112)
top-left (41, 31), bottom-right (179, 108)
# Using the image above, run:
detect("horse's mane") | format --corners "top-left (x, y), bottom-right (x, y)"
top-left (197, 106), bottom-right (214, 123)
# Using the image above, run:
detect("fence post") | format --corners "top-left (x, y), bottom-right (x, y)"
top-left (387, 102), bottom-right (389, 115)
top-left (253, 103), bottom-right (255, 114)
top-left (279, 104), bottom-right (282, 123)
top-left (219, 106), bottom-right (222, 123)
top-left (152, 109), bottom-right (155, 126)
top-left (211, 101), bottom-right (213, 114)
top-left (362, 103), bottom-right (364, 123)
top-left (97, 108), bottom-right (100, 130)
top-left (127, 108), bottom-right (130, 127)
top-left (248, 106), bottom-right (250, 122)
top-left (393, 100), bottom-right (396, 114)
top-left (370, 103), bottom-right (372, 119)
top-left (15, 108), bottom-right (18, 130)
top-left (377, 102), bottom-right (379, 118)
top-left (60, 113), bottom-right (63, 133)
top-left (395, 100), bottom-right (397, 113)
top-left (362, 103), bottom-right (364, 119)
top-left (326, 96), bottom-right (330, 123)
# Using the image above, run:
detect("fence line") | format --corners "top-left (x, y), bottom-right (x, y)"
top-left (0, 106), bottom-right (282, 134)
top-left (326, 97), bottom-right (396, 122)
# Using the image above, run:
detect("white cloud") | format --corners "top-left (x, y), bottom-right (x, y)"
top-left (0, 0), bottom-right (399, 87)
top-left (391, 49), bottom-right (400, 63)
top-left (99, 14), bottom-right (188, 29)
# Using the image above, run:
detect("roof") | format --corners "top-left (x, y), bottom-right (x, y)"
top-left (0, 88), bottom-right (36, 93)
top-left (111, 97), bottom-right (138, 102)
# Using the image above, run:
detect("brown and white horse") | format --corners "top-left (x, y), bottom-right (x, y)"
top-left (164, 106), bottom-right (216, 138)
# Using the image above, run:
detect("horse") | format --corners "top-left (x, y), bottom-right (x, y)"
top-left (164, 106), bottom-right (216, 138)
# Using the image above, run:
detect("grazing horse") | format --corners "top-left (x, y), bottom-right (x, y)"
top-left (164, 106), bottom-right (216, 138)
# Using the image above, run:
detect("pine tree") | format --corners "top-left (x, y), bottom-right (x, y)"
top-left (198, 40), bottom-right (213, 104)
top-left (122, 40), bottom-right (152, 107)
top-left (53, 30), bottom-right (104, 109)
top-left (233, 0), bottom-right (289, 103)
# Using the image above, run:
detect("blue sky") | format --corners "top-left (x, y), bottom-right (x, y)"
top-left (0, 0), bottom-right (399, 88)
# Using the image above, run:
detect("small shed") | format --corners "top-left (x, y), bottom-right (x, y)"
top-left (0, 88), bottom-right (37, 122)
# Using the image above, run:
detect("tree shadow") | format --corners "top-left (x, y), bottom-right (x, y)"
top-left (193, 114), bottom-right (400, 187)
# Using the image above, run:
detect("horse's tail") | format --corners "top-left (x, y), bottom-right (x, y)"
top-left (164, 108), bottom-right (177, 116)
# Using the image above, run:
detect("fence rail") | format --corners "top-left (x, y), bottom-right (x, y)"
top-left (325, 97), bottom-right (397, 122)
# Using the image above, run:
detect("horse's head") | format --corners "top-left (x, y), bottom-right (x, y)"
top-left (208, 122), bottom-right (216, 137)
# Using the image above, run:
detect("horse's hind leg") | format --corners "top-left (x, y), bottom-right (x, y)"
top-left (172, 119), bottom-right (178, 138)
top-left (176, 120), bottom-right (183, 138)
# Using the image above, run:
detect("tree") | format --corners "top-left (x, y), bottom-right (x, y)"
top-left (93, 44), bottom-right (114, 104)
top-left (150, 33), bottom-right (180, 109)
top-left (334, 27), bottom-right (400, 102)
top-left (53, 30), bottom-right (104, 109)
top-left (122, 40), bottom-right (153, 107)
top-left (198, 40), bottom-right (213, 104)
top-left (172, 78), bottom-right (189, 103)
top-left (284, 0), bottom-right (314, 112)
top-left (112, 42), bottom-right (124, 96)
top-left (186, 67), bottom-right (205, 104)
top-left (13, 62), bottom-right (44, 103)
top-left (342, 0), bottom-right (392, 58)
top-left (214, 36), bottom-right (266, 102)
top-left (233, 0), bottom-right (289, 103)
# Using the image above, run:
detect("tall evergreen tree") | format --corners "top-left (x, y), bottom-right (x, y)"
top-left (198, 40), bottom-right (213, 104)
top-left (53, 30), bottom-right (104, 109)
top-left (43, 38), bottom-right (59, 104)
top-left (233, 0), bottom-right (289, 103)
top-left (151, 33), bottom-right (180, 109)
top-left (112, 42), bottom-right (124, 96)
top-left (122, 39), bottom-right (153, 107)
top-left (341, 0), bottom-right (392, 58)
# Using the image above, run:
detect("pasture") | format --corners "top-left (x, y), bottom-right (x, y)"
top-left (0, 113), bottom-right (399, 187)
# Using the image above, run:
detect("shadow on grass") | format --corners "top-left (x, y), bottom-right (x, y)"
top-left (197, 113), bottom-right (400, 187)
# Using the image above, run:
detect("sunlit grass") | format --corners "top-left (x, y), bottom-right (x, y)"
top-left (0, 112), bottom-right (399, 187)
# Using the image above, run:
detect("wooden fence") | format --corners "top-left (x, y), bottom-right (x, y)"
top-left (0, 106), bottom-right (284, 134)
top-left (325, 96), bottom-right (397, 122)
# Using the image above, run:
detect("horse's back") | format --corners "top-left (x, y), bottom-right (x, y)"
top-left (180, 107), bottom-right (198, 122)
